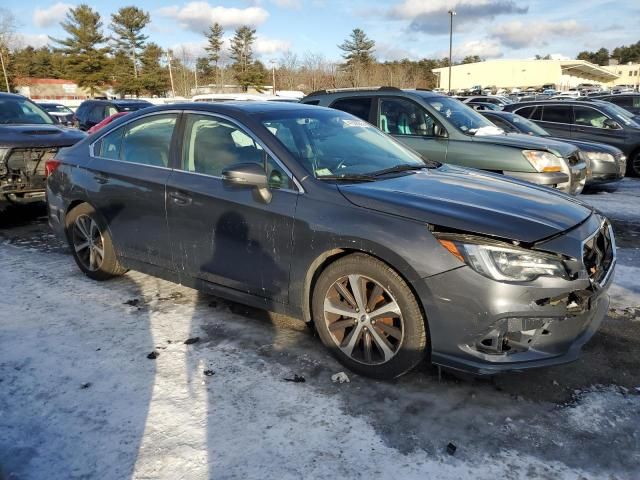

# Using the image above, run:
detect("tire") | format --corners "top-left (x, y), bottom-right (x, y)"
top-left (312, 253), bottom-right (428, 379)
top-left (65, 203), bottom-right (127, 280)
top-left (629, 151), bottom-right (640, 177)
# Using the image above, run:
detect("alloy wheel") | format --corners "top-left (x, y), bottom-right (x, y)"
top-left (72, 214), bottom-right (105, 271)
top-left (323, 274), bottom-right (404, 365)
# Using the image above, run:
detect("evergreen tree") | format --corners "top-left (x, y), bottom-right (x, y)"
top-left (140, 42), bottom-right (168, 96)
top-left (338, 28), bottom-right (375, 68)
top-left (110, 6), bottom-right (150, 77)
top-left (196, 57), bottom-right (213, 84)
top-left (229, 26), bottom-right (266, 91)
top-left (51, 4), bottom-right (110, 96)
top-left (205, 22), bottom-right (224, 85)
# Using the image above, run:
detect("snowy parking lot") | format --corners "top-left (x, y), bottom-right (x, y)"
top-left (1, 180), bottom-right (639, 480)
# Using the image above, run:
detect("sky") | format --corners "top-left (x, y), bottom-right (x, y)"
top-left (5, 0), bottom-right (640, 64)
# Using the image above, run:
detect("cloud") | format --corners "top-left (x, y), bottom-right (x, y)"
top-left (11, 33), bottom-right (50, 49)
top-left (254, 36), bottom-right (291, 56)
top-left (387, 0), bottom-right (528, 34)
top-left (33, 2), bottom-right (73, 28)
top-left (375, 43), bottom-right (420, 61)
top-left (271, 0), bottom-right (302, 9)
top-left (158, 2), bottom-right (269, 33)
top-left (453, 39), bottom-right (503, 59)
top-left (491, 20), bottom-right (584, 49)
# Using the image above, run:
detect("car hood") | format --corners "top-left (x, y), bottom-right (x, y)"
top-left (471, 132), bottom-right (577, 157)
top-left (339, 165), bottom-right (592, 243)
top-left (0, 124), bottom-right (86, 148)
top-left (547, 136), bottom-right (622, 155)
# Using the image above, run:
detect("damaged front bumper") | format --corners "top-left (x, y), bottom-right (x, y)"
top-left (0, 147), bottom-right (57, 204)
top-left (419, 215), bottom-right (615, 375)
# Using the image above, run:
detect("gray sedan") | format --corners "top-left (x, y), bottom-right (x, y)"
top-left (46, 102), bottom-right (615, 378)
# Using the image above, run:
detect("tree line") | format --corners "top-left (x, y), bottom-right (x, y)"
top-left (577, 41), bottom-right (640, 66)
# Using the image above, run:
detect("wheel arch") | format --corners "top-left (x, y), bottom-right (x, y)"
top-left (301, 247), bottom-right (430, 343)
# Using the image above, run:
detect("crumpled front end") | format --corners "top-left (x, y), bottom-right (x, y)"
top-left (0, 147), bottom-right (58, 204)
top-left (420, 214), bottom-right (615, 374)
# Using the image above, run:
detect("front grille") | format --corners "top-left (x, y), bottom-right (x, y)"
top-left (583, 223), bottom-right (615, 284)
top-left (5, 147), bottom-right (59, 176)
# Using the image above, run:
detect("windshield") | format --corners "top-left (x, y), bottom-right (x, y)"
top-left (41, 104), bottom-right (73, 114)
top-left (0, 97), bottom-right (54, 125)
top-left (510, 114), bottom-right (550, 136)
top-left (116, 103), bottom-right (151, 112)
top-left (425, 96), bottom-right (498, 135)
top-left (259, 109), bottom-right (429, 178)
top-left (603, 103), bottom-right (640, 127)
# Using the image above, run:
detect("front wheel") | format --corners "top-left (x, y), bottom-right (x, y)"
top-left (312, 254), bottom-right (428, 379)
top-left (65, 203), bottom-right (127, 280)
top-left (629, 151), bottom-right (640, 177)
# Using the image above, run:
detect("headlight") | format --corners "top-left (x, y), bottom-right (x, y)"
top-left (522, 150), bottom-right (563, 173)
top-left (584, 151), bottom-right (615, 163)
top-left (0, 148), bottom-right (8, 175)
top-left (437, 236), bottom-right (568, 281)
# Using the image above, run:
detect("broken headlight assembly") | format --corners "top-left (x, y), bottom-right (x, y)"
top-left (583, 151), bottom-right (615, 163)
top-left (436, 234), bottom-right (568, 282)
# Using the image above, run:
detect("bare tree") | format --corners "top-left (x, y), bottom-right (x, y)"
top-left (0, 8), bottom-right (17, 92)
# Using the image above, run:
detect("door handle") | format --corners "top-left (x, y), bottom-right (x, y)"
top-left (168, 191), bottom-right (192, 206)
top-left (94, 173), bottom-right (108, 185)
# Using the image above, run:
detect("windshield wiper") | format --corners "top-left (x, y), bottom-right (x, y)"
top-left (371, 164), bottom-right (428, 177)
top-left (316, 174), bottom-right (376, 182)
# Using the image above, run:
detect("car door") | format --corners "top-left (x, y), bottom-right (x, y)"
top-left (571, 105), bottom-right (628, 150)
top-left (88, 112), bottom-right (178, 269)
top-left (376, 97), bottom-right (448, 163)
top-left (165, 112), bottom-right (299, 303)
top-left (538, 104), bottom-right (573, 137)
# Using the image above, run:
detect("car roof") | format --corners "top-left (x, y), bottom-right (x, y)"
top-left (508, 99), bottom-right (610, 106)
top-left (304, 87), bottom-right (443, 100)
top-left (0, 92), bottom-right (29, 100)
top-left (132, 101), bottom-right (331, 116)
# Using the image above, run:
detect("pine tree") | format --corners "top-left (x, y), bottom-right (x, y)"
top-left (205, 22), bottom-right (224, 85)
top-left (140, 42), bottom-right (169, 96)
top-left (110, 6), bottom-right (150, 84)
top-left (51, 4), bottom-right (110, 96)
top-left (338, 28), bottom-right (375, 67)
top-left (229, 26), bottom-right (265, 91)
top-left (338, 28), bottom-right (375, 87)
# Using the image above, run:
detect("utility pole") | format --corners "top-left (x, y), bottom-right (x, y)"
top-left (166, 51), bottom-right (176, 98)
top-left (0, 49), bottom-right (9, 93)
top-left (448, 10), bottom-right (456, 94)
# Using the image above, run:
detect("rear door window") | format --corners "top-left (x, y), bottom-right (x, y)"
top-left (514, 106), bottom-right (541, 120)
top-left (329, 97), bottom-right (373, 122)
top-left (541, 105), bottom-right (571, 124)
top-left (120, 114), bottom-right (177, 167)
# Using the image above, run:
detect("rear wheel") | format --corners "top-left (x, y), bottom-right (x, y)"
top-left (312, 254), bottom-right (428, 379)
top-left (65, 203), bottom-right (126, 280)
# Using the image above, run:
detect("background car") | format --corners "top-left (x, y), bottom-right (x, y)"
top-left (503, 99), bottom-right (640, 176)
top-left (87, 111), bottom-right (130, 134)
top-left (37, 102), bottom-right (75, 126)
top-left (481, 110), bottom-right (626, 187)
top-left (302, 88), bottom-right (587, 194)
top-left (591, 94), bottom-right (640, 115)
top-left (468, 101), bottom-right (502, 111)
top-left (73, 99), bottom-right (152, 131)
top-left (47, 101), bottom-right (615, 379)
top-left (0, 93), bottom-right (85, 207)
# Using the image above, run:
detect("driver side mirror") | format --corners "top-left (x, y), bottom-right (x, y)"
top-left (603, 118), bottom-right (621, 130)
top-left (222, 163), bottom-right (272, 204)
top-left (433, 124), bottom-right (448, 138)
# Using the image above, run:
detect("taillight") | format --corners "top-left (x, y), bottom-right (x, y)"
top-left (45, 159), bottom-right (61, 178)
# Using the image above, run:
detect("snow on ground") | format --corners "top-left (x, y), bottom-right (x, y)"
top-left (1, 179), bottom-right (640, 480)
top-left (1, 244), bottom-right (639, 480)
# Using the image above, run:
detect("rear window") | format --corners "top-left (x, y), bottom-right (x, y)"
top-left (329, 97), bottom-right (372, 122)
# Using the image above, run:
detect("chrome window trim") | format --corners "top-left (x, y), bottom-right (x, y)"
top-left (180, 109), bottom-right (305, 194)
